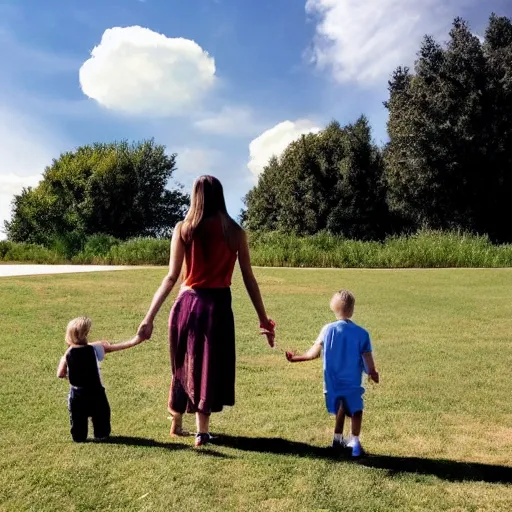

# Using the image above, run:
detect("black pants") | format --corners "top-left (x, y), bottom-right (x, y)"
top-left (68, 387), bottom-right (111, 442)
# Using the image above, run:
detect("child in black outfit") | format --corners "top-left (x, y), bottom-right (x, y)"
top-left (57, 316), bottom-right (144, 442)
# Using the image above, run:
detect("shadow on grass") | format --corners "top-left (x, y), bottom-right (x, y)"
top-left (101, 436), bottom-right (232, 458)
top-left (214, 435), bottom-right (512, 484)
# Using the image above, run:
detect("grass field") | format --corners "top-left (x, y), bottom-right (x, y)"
top-left (1, 268), bottom-right (512, 511)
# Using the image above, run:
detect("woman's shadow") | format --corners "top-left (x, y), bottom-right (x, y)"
top-left (102, 434), bottom-right (512, 484)
top-left (101, 436), bottom-right (231, 458)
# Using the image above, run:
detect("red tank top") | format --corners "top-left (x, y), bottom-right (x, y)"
top-left (182, 217), bottom-right (238, 289)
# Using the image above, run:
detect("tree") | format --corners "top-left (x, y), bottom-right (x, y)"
top-left (244, 156), bottom-right (282, 232)
top-left (385, 15), bottom-right (512, 241)
top-left (5, 140), bottom-right (188, 247)
top-left (244, 117), bottom-right (389, 240)
top-left (274, 132), bottom-right (326, 235)
top-left (324, 118), bottom-right (389, 239)
top-left (481, 14), bottom-right (512, 241)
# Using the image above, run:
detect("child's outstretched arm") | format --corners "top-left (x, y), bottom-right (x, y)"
top-left (286, 343), bottom-right (322, 363)
top-left (363, 352), bottom-right (379, 383)
top-left (93, 335), bottom-right (144, 354)
top-left (57, 354), bottom-right (68, 379)
top-left (286, 325), bottom-right (327, 363)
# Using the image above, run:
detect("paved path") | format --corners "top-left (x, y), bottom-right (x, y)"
top-left (0, 265), bottom-right (138, 278)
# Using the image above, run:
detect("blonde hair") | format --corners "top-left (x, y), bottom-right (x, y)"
top-left (65, 317), bottom-right (92, 346)
top-left (330, 290), bottom-right (356, 317)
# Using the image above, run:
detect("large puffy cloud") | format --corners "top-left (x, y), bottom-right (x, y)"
top-left (305, 0), bottom-right (472, 85)
top-left (79, 26), bottom-right (216, 116)
top-left (248, 120), bottom-right (321, 177)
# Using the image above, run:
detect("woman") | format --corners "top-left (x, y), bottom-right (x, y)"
top-left (137, 175), bottom-right (275, 447)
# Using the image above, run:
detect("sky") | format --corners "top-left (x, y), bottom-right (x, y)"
top-left (0, 0), bottom-right (510, 236)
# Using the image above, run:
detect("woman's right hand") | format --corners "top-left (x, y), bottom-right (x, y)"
top-left (260, 318), bottom-right (276, 348)
top-left (137, 320), bottom-right (154, 341)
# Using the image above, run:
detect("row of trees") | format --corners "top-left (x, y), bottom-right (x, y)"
top-left (6, 14), bottom-right (512, 246)
top-left (244, 14), bottom-right (512, 242)
top-left (243, 117), bottom-right (389, 240)
top-left (243, 117), bottom-right (390, 239)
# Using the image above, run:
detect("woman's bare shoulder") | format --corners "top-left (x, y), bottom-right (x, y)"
top-left (173, 221), bottom-right (185, 239)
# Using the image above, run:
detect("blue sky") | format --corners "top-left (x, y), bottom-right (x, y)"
top-left (0, 0), bottom-right (510, 234)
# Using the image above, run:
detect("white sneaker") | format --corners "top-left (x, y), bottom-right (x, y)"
top-left (347, 438), bottom-right (364, 458)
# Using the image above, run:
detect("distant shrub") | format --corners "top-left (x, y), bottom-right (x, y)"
top-left (247, 230), bottom-right (512, 268)
top-left (51, 231), bottom-right (87, 260)
top-left (0, 241), bottom-right (11, 259)
top-left (72, 234), bottom-right (120, 264)
top-left (1, 241), bottom-right (63, 264)
top-left (3, 230), bottom-right (512, 268)
top-left (105, 238), bottom-right (169, 265)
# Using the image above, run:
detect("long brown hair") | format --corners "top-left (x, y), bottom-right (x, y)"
top-left (181, 175), bottom-right (241, 251)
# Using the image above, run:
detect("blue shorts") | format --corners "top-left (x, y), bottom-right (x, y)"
top-left (325, 390), bottom-right (364, 416)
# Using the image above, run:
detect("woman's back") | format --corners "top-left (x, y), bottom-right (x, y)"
top-left (182, 216), bottom-right (238, 289)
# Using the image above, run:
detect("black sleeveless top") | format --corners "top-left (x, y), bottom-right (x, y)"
top-left (66, 345), bottom-right (103, 389)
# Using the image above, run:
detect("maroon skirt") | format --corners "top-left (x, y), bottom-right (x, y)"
top-left (168, 288), bottom-right (235, 414)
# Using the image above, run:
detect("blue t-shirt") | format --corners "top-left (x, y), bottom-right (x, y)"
top-left (315, 320), bottom-right (372, 394)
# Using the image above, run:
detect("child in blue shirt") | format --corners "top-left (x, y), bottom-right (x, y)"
top-left (286, 290), bottom-right (379, 457)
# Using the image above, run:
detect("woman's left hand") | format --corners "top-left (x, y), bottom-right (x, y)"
top-left (260, 318), bottom-right (276, 348)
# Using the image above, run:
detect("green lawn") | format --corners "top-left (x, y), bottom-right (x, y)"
top-left (1, 268), bottom-right (511, 511)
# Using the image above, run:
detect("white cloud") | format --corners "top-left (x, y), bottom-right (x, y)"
top-left (248, 120), bottom-right (321, 177)
top-left (194, 106), bottom-right (260, 136)
top-left (305, 0), bottom-right (468, 85)
top-left (79, 26), bottom-right (216, 117)
top-left (0, 106), bottom-right (61, 238)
